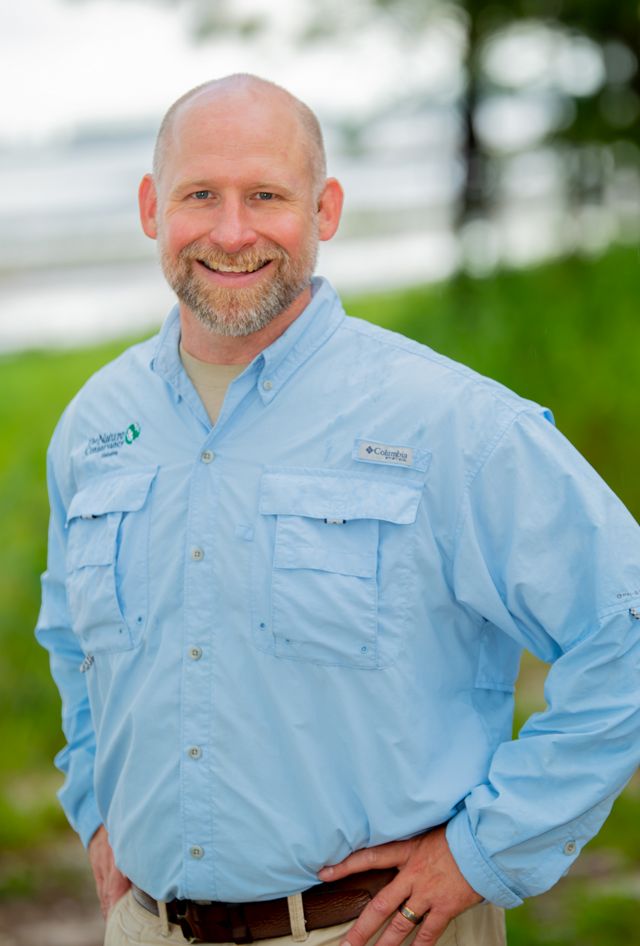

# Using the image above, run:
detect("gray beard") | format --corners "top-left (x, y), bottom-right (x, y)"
top-left (160, 240), bottom-right (318, 337)
top-left (175, 268), bottom-right (312, 337)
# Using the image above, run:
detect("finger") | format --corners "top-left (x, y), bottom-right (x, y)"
top-left (337, 878), bottom-right (417, 946)
top-left (376, 911), bottom-right (453, 946)
top-left (361, 908), bottom-right (426, 946)
top-left (110, 876), bottom-right (131, 908)
top-left (318, 840), bottom-right (413, 881)
top-left (99, 891), bottom-right (109, 920)
top-left (411, 911), bottom-right (452, 946)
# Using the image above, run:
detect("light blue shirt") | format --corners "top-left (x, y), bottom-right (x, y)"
top-left (36, 277), bottom-right (640, 908)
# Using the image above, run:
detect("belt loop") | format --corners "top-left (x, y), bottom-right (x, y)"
top-left (158, 900), bottom-right (171, 937)
top-left (287, 893), bottom-right (309, 942)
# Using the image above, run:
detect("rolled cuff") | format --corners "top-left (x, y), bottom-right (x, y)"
top-left (446, 808), bottom-right (524, 909)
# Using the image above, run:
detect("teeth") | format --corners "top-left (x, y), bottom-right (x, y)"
top-left (201, 260), bottom-right (268, 273)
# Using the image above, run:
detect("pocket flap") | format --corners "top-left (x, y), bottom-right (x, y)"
top-left (260, 469), bottom-right (422, 524)
top-left (274, 516), bottom-right (377, 577)
top-left (66, 467), bottom-right (158, 525)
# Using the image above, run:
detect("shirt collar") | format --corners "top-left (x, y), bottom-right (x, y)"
top-left (150, 277), bottom-right (345, 406)
top-left (254, 276), bottom-right (345, 404)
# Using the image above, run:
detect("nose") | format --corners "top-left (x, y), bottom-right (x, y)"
top-left (208, 196), bottom-right (257, 254)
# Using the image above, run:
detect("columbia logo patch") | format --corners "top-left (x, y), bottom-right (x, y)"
top-left (353, 438), bottom-right (431, 473)
top-left (357, 440), bottom-right (414, 467)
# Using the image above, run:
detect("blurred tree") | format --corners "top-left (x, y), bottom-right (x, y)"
top-left (459, 0), bottom-right (639, 218)
top-left (325, 0), bottom-right (640, 222)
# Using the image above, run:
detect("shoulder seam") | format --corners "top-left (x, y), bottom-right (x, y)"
top-left (340, 318), bottom-right (537, 413)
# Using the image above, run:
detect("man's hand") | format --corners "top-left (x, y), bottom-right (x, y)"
top-left (318, 826), bottom-right (482, 946)
top-left (88, 825), bottom-right (131, 919)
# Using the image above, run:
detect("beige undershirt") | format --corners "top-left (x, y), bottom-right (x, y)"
top-left (180, 343), bottom-right (249, 424)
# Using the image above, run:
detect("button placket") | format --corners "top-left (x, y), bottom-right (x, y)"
top-left (182, 439), bottom-right (218, 896)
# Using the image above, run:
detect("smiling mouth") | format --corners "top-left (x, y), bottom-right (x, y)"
top-left (198, 259), bottom-right (272, 274)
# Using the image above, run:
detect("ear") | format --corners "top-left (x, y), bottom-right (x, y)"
top-left (138, 173), bottom-right (159, 240)
top-left (316, 178), bottom-right (344, 242)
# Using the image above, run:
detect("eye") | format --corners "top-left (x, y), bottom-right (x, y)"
top-left (255, 191), bottom-right (276, 201)
top-left (191, 190), bottom-right (212, 200)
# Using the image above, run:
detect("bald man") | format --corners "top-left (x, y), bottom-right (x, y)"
top-left (37, 75), bottom-right (640, 946)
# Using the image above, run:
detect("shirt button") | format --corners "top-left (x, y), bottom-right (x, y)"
top-left (188, 646), bottom-right (203, 661)
top-left (191, 547), bottom-right (204, 561)
top-left (563, 840), bottom-right (577, 855)
top-left (190, 846), bottom-right (204, 859)
top-left (262, 379), bottom-right (273, 391)
top-left (201, 450), bottom-right (215, 463)
top-left (187, 746), bottom-right (202, 760)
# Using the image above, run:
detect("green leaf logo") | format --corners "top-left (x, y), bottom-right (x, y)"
top-left (125, 423), bottom-right (141, 445)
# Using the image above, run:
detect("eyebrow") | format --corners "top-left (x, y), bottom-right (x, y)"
top-left (170, 181), bottom-right (213, 195)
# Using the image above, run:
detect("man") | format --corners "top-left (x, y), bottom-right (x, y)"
top-left (36, 74), bottom-right (640, 946)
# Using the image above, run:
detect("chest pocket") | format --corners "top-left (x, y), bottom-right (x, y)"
top-left (256, 469), bottom-right (423, 668)
top-left (65, 467), bottom-right (157, 654)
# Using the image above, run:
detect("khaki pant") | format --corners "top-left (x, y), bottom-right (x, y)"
top-left (105, 890), bottom-right (506, 946)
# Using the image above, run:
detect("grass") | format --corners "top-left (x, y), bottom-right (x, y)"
top-left (0, 245), bottom-right (638, 939)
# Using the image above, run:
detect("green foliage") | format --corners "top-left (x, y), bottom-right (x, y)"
top-left (0, 785), bottom-right (67, 850)
top-left (507, 889), bottom-right (640, 946)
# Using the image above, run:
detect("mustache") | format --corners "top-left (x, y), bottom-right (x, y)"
top-left (178, 241), bottom-right (287, 269)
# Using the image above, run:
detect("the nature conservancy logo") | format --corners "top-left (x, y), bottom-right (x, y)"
top-left (125, 423), bottom-right (141, 444)
top-left (85, 423), bottom-right (141, 458)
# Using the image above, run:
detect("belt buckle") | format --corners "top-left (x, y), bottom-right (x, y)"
top-left (227, 903), bottom-right (253, 944)
top-left (177, 901), bottom-right (254, 944)
top-left (174, 907), bottom-right (198, 944)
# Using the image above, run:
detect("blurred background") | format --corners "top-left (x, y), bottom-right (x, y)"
top-left (0, 1), bottom-right (638, 944)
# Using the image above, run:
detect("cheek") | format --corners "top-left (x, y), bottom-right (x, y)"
top-left (269, 218), bottom-right (315, 256)
top-left (160, 216), bottom-right (204, 255)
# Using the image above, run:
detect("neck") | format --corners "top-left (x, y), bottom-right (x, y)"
top-left (179, 287), bottom-right (312, 365)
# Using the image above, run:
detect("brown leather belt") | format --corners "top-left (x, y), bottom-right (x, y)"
top-left (132, 868), bottom-right (397, 944)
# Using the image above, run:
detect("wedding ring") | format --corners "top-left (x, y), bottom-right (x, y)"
top-left (398, 904), bottom-right (424, 925)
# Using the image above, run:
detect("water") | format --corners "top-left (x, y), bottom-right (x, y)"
top-left (1, 126), bottom-right (637, 353)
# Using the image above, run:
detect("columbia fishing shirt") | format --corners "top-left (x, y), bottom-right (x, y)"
top-left (36, 277), bottom-right (640, 908)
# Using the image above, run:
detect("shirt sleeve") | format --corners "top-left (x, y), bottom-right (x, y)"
top-left (445, 408), bottom-right (640, 907)
top-left (35, 440), bottom-right (102, 848)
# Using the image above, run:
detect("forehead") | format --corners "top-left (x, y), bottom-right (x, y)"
top-left (162, 89), bottom-right (311, 188)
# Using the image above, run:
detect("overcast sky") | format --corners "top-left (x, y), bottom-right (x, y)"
top-left (1, 0), bottom-right (463, 146)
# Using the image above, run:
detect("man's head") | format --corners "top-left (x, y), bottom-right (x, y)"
top-left (139, 74), bottom-right (343, 338)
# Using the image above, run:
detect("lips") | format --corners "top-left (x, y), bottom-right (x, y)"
top-left (198, 259), bottom-right (272, 274)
